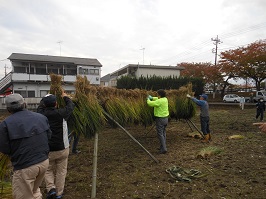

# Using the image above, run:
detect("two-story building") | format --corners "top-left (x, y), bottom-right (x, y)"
top-left (0, 53), bottom-right (102, 97)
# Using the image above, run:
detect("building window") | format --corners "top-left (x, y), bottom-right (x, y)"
top-left (36, 68), bottom-right (46, 74)
top-left (15, 91), bottom-right (27, 98)
top-left (28, 91), bottom-right (35, 97)
top-left (78, 67), bottom-right (89, 75)
top-left (90, 69), bottom-right (99, 75)
top-left (15, 90), bottom-right (35, 98)
top-left (40, 90), bottom-right (49, 97)
top-left (14, 66), bottom-right (27, 73)
top-left (67, 69), bottom-right (77, 75)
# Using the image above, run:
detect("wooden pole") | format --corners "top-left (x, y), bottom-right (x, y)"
top-left (91, 132), bottom-right (98, 198)
top-left (103, 111), bottom-right (159, 163)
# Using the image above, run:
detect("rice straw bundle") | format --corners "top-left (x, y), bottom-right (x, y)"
top-left (49, 73), bottom-right (65, 107)
top-left (70, 75), bottom-right (106, 138)
top-left (175, 83), bottom-right (196, 120)
top-left (0, 153), bottom-right (10, 194)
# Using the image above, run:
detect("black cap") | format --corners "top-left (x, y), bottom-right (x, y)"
top-left (43, 94), bottom-right (56, 107)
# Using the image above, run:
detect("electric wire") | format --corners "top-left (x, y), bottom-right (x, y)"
top-left (155, 22), bottom-right (266, 65)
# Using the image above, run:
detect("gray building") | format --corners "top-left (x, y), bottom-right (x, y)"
top-left (0, 53), bottom-right (102, 97)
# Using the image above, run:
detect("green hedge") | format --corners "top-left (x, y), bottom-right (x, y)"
top-left (117, 75), bottom-right (204, 96)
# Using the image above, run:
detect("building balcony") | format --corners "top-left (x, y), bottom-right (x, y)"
top-left (12, 73), bottom-right (77, 82)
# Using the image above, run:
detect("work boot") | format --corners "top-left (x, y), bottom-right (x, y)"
top-left (201, 134), bottom-right (211, 143)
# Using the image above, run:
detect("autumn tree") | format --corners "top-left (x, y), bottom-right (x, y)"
top-left (219, 39), bottom-right (266, 91)
top-left (179, 62), bottom-right (223, 93)
top-left (216, 60), bottom-right (240, 97)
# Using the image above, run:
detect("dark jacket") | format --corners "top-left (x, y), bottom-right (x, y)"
top-left (0, 110), bottom-right (51, 170)
top-left (37, 96), bottom-right (75, 151)
top-left (256, 101), bottom-right (265, 111)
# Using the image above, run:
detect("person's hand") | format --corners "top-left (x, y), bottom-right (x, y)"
top-left (259, 123), bottom-right (266, 133)
top-left (186, 94), bottom-right (191, 98)
top-left (148, 95), bottom-right (153, 100)
top-left (61, 90), bottom-right (68, 97)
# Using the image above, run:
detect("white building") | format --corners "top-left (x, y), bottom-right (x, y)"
top-left (104, 64), bottom-right (185, 87)
top-left (0, 53), bottom-right (102, 97)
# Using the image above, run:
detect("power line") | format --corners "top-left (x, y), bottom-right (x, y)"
top-left (155, 22), bottom-right (266, 65)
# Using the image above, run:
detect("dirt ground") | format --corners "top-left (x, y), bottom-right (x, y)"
top-left (1, 104), bottom-right (266, 199)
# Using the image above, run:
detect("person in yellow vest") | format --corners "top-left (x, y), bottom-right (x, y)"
top-left (147, 89), bottom-right (169, 154)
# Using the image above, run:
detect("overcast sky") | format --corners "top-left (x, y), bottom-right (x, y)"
top-left (0, 0), bottom-right (266, 79)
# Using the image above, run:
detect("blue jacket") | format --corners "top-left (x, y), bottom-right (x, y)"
top-left (0, 109), bottom-right (51, 170)
top-left (191, 98), bottom-right (209, 117)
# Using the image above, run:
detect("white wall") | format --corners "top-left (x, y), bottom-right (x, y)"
top-left (13, 83), bottom-right (75, 97)
top-left (137, 68), bottom-right (180, 78)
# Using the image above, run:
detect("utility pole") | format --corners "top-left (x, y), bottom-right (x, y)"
top-left (4, 64), bottom-right (11, 76)
top-left (211, 35), bottom-right (222, 98)
top-left (57, 41), bottom-right (63, 56)
top-left (4, 64), bottom-right (7, 76)
top-left (211, 35), bottom-right (222, 65)
top-left (140, 47), bottom-right (145, 65)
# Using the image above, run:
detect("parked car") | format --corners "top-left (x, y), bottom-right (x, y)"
top-left (223, 94), bottom-right (241, 103)
top-left (244, 91), bottom-right (266, 103)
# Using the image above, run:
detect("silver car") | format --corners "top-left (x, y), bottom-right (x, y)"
top-left (223, 94), bottom-right (241, 103)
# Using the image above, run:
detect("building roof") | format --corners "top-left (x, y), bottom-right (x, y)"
top-left (100, 74), bottom-right (111, 81)
top-left (8, 53), bottom-right (102, 67)
top-left (110, 64), bottom-right (185, 77)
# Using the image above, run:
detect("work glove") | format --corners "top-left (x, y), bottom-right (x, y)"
top-left (147, 95), bottom-right (153, 100)
top-left (186, 94), bottom-right (191, 98)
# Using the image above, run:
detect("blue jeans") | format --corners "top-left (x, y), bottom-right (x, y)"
top-left (200, 116), bottom-right (210, 135)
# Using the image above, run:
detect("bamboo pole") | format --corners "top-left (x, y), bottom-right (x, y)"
top-left (186, 120), bottom-right (194, 132)
top-left (144, 122), bottom-right (156, 136)
top-left (187, 119), bottom-right (204, 137)
top-left (253, 123), bottom-right (264, 126)
top-left (103, 111), bottom-right (159, 163)
top-left (91, 132), bottom-right (98, 198)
